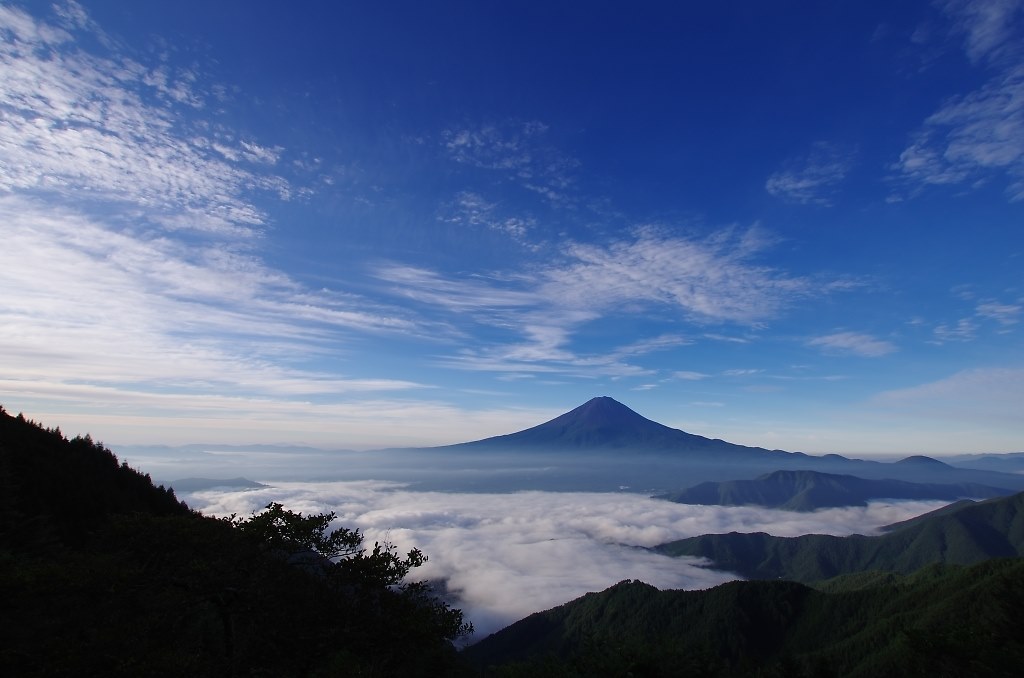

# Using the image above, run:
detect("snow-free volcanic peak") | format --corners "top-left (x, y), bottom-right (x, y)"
top-left (441, 396), bottom-right (738, 453)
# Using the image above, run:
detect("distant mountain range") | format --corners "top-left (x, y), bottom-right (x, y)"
top-left (116, 397), bottom-right (1024, 494)
top-left (160, 477), bottom-right (267, 492)
top-left (656, 491), bottom-right (1024, 582)
top-left (946, 451), bottom-right (1024, 474)
top-left (659, 469), bottom-right (1011, 511)
top-left (423, 397), bottom-right (1024, 492)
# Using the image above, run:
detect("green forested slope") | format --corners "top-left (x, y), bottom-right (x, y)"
top-left (661, 469), bottom-right (1010, 511)
top-left (656, 491), bottom-right (1024, 581)
top-left (465, 558), bottom-right (1024, 677)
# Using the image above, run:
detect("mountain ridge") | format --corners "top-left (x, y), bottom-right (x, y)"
top-left (463, 558), bottom-right (1024, 677)
top-left (656, 490), bottom-right (1024, 582)
top-left (412, 396), bottom-right (1024, 491)
top-left (660, 469), bottom-right (1012, 511)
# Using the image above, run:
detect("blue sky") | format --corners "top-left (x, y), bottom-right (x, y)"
top-left (1, 1), bottom-right (1021, 454)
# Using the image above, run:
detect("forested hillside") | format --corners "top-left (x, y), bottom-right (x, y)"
top-left (661, 469), bottom-right (1010, 511)
top-left (656, 491), bottom-right (1024, 582)
top-left (0, 407), bottom-right (472, 676)
top-left (466, 558), bottom-right (1024, 677)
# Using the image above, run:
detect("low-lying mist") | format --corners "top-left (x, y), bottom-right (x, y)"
top-left (181, 481), bottom-right (949, 640)
top-left (137, 445), bottom-right (752, 493)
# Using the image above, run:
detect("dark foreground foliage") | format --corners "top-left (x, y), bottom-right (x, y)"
top-left (0, 407), bottom-right (472, 676)
top-left (465, 558), bottom-right (1024, 677)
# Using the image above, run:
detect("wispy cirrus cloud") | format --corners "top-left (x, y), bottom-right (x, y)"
top-left (895, 1), bottom-right (1024, 200)
top-left (538, 228), bottom-right (811, 324)
top-left (895, 64), bottom-right (1024, 199)
top-left (440, 191), bottom-right (538, 243)
top-left (443, 122), bottom-right (540, 170)
top-left (765, 142), bottom-right (855, 205)
top-left (976, 300), bottom-right (1022, 325)
top-left (0, 2), bottom-right (291, 236)
top-left (704, 333), bottom-right (752, 344)
top-left (376, 227), bottom-right (823, 376)
top-left (373, 264), bottom-right (537, 315)
top-left (932, 317), bottom-right (979, 343)
top-left (871, 367), bottom-right (1024, 429)
top-left (212, 140), bottom-right (285, 166)
top-left (442, 120), bottom-right (578, 206)
top-left (807, 331), bottom-right (897, 357)
top-left (437, 346), bottom-right (656, 380)
top-left (721, 368), bottom-right (763, 377)
top-left (0, 4), bottom-right (448, 422)
top-left (938, 0), bottom-right (1024, 65)
top-left (928, 297), bottom-right (1020, 343)
top-left (0, 198), bottom-right (429, 398)
top-left (612, 334), bottom-right (693, 357)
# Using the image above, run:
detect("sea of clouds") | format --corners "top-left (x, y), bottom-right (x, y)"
top-left (181, 482), bottom-right (948, 639)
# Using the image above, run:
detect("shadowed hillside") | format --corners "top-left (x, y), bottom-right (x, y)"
top-left (0, 406), bottom-right (472, 676)
top-left (657, 491), bottom-right (1024, 582)
top-left (465, 558), bottom-right (1024, 677)
top-left (0, 407), bottom-right (190, 551)
top-left (660, 469), bottom-right (1011, 511)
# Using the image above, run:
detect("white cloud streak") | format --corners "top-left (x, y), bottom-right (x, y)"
top-left (442, 121), bottom-right (578, 206)
top-left (938, 0), bottom-right (1024, 64)
top-left (540, 228), bottom-right (809, 322)
top-left (976, 300), bottom-right (1022, 325)
top-left (0, 3), bottom-right (290, 235)
top-left (441, 191), bottom-right (537, 242)
top-left (377, 227), bottom-right (820, 377)
top-left (807, 332), bottom-right (897, 357)
top-left (932, 317), bottom-right (979, 342)
top-left (871, 367), bottom-right (1024, 428)
top-left (0, 5), bottom-right (452, 426)
top-left (896, 1), bottom-right (1024, 200)
top-left (928, 298), bottom-right (1021, 343)
top-left (765, 142), bottom-right (854, 205)
top-left (0, 198), bottom-right (426, 395)
top-left (444, 123), bottom-right (540, 172)
top-left (721, 368), bottom-right (763, 377)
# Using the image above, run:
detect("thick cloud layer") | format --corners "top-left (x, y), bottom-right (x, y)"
top-left (183, 482), bottom-right (948, 639)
